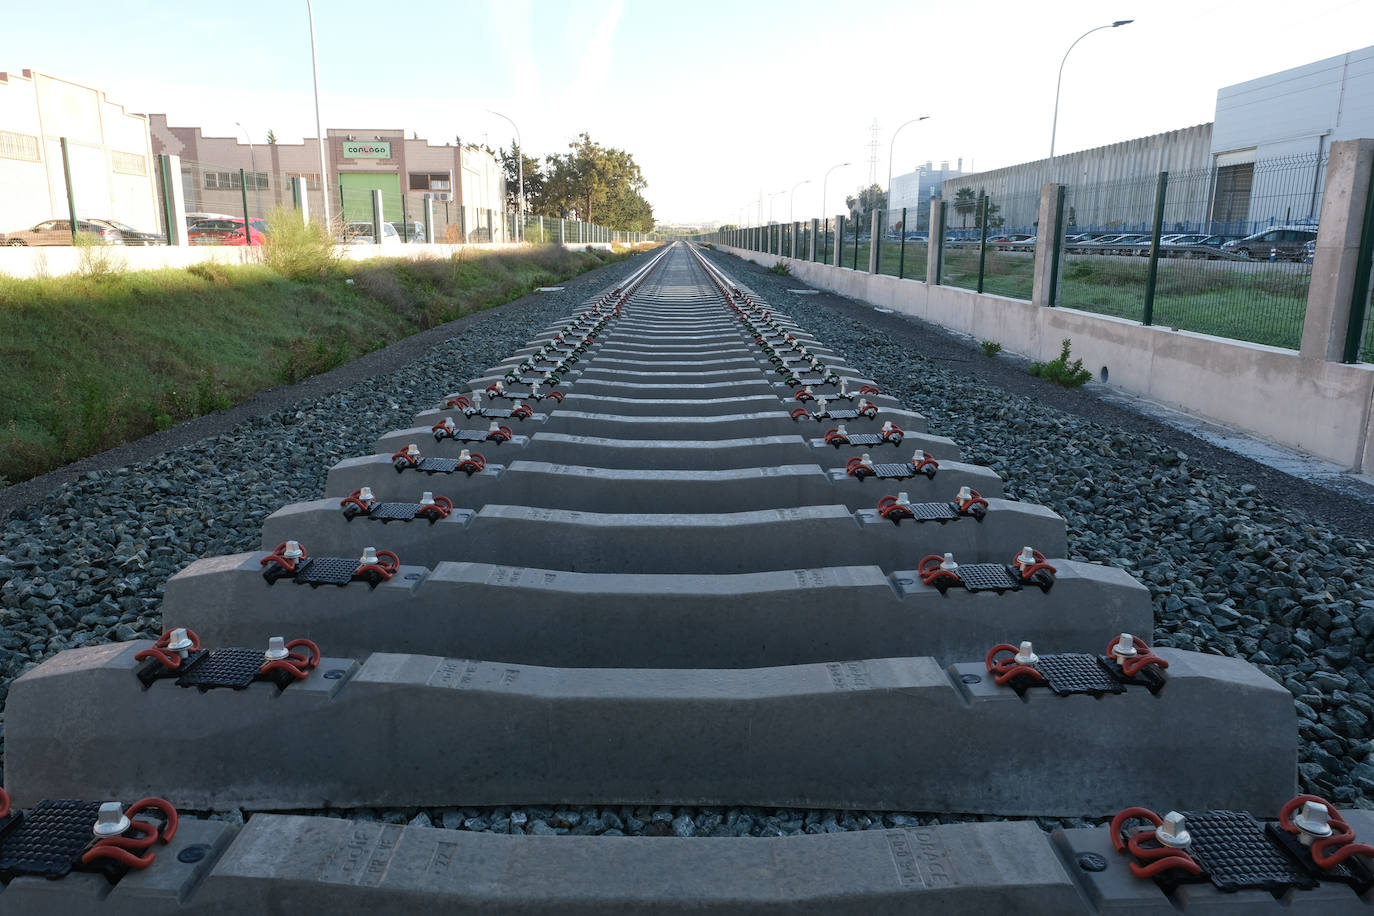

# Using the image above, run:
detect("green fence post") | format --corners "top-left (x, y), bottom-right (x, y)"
top-left (1047, 185), bottom-right (1066, 307)
top-left (60, 137), bottom-right (78, 242)
top-left (935, 201), bottom-right (947, 285)
top-left (898, 207), bottom-right (908, 279)
top-left (339, 183), bottom-right (345, 223)
top-left (400, 196), bottom-right (409, 241)
top-left (874, 212), bottom-right (882, 273)
top-left (159, 154), bottom-right (179, 245)
top-left (240, 168), bottom-right (253, 244)
top-left (822, 219), bottom-right (829, 263)
top-left (1341, 156), bottom-right (1374, 362)
top-left (1142, 170), bottom-right (1169, 326)
top-left (976, 195), bottom-right (989, 293)
top-left (852, 215), bottom-right (859, 270)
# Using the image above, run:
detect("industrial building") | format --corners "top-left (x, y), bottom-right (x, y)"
top-left (889, 160), bottom-right (964, 231)
top-left (147, 116), bottom-right (506, 241)
top-left (0, 69), bottom-right (160, 233)
top-left (939, 44), bottom-right (1374, 236)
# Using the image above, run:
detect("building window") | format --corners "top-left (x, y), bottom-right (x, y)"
top-left (205, 170), bottom-right (269, 191)
top-left (409, 172), bottom-right (451, 191)
top-left (0, 131), bottom-right (40, 162)
top-left (285, 171), bottom-right (321, 191)
top-left (111, 151), bottom-right (147, 176)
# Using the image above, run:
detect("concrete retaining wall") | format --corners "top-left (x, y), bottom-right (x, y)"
top-left (720, 244), bottom-right (1374, 475)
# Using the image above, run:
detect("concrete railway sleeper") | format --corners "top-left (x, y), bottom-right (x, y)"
top-left (0, 800), bottom-right (1370, 914)
top-left (161, 552), bottom-right (1152, 667)
top-left (6, 637), bottom-right (1293, 814)
top-left (0, 242), bottom-right (1335, 910)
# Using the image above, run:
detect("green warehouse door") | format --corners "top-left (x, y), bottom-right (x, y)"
top-left (339, 173), bottom-right (402, 224)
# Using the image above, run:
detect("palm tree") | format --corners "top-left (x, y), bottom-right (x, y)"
top-left (953, 187), bottom-right (976, 228)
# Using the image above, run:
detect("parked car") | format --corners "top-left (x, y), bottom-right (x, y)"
top-left (89, 218), bottom-right (165, 246)
top-left (1221, 227), bottom-right (1317, 261)
top-left (1303, 238), bottom-right (1317, 264)
top-left (341, 221), bottom-right (402, 245)
top-left (388, 221), bottom-right (427, 243)
top-left (0, 219), bottom-right (123, 246)
top-left (187, 217), bottom-right (268, 246)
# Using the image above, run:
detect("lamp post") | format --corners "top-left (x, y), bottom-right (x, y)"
top-left (488, 109), bottom-right (523, 243)
top-left (235, 122), bottom-right (259, 214)
top-left (305, 0), bottom-right (330, 226)
top-left (788, 179), bottom-right (811, 224)
top-left (767, 190), bottom-right (786, 223)
top-left (886, 116), bottom-right (929, 214)
top-left (821, 162), bottom-right (851, 221)
top-left (1048, 20), bottom-right (1133, 181)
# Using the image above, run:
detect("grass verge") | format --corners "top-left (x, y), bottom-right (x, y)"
top-left (0, 245), bottom-right (639, 484)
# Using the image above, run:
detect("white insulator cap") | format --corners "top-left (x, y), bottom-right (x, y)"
top-left (264, 636), bottom-right (290, 661)
top-left (489, 420), bottom-right (500, 431)
top-left (458, 449), bottom-right (471, 460)
top-left (439, 417), bottom-right (455, 430)
top-left (1156, 812), bottom-right (1192, 848)
top-left (1014, 641), bottom-right (1039, 666)
top-left (405, 444), bottom-right (420, 457)
top-left (816, 396), bottom-right (828, 413)
top-left (1017, 546), bottom-right (1037, 567)
top-left (92, 802), bottom-right (130, 838)
top-left (530, 382), bottom-right (540, 396)
top-left (359, 547), bottom-right (379, 566)
top-left (492, 381), bottom-right (503, 392)
top-left (1293, 801), bottom-right (1334, 841)
top-left (1111, 634), bottom-right (1139, 660)
top-left (896, 492), bottom-right (911, 506)
top-left (358, 487), bottom-right (375, 503)
top-left (860, 453), bottom-right (873, 466)
top-left (956, 486), bottom-right (972, 501)
top-left (166, 628), bottom-right (194, 657)
top-left (283, 540), bottom-right (304, 561)
top-left (803, 385), bottom-right (813, 396)
top-left (881, 421), bottom-right (893, 433)
top-left (472, 392), bottom-right (482, 406)
top-left (914, 450), bottom-right (926, 463)
top-left (840, 377), bottom-right (849, 395)
top-left (420, 491), bottom-right (435, 507)
top-left (835, 424), bottom-right (848, 437)
top-left (940, 552), bottom-right (958, 571)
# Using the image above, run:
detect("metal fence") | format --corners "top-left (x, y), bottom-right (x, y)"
top-left (169, 155), bottom-right (643, 249)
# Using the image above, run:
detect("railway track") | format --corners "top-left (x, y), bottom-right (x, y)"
top-left (0, 241), bottom-right (1370, 912)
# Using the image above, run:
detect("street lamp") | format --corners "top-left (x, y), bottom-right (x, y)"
top-left (767, 190), bottom-right (786, 223)
top-left (821, 162), bottom-right (851, 221)
top-left (886, 116), bottom-right (929, 212)
top-left (488, 109), bottom-right (523, 243)
top-left (1048, 20), bottom-right (1133, 180)
top-left (305, 0), bottom-right (330, 226)
top-left (235, 122), bottom-right (259, 214)
top-left (788, 179), bottom-right (811, 224)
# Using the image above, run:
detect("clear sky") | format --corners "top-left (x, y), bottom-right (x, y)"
top-left (7, 0), bottom-right (1373, 225)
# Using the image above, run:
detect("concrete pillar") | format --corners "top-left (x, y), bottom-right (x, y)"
top-left (809, 218), bottom-right (818, 261)
top-left (927, 200), bottom-right (945, 284)
top-left (422, 196), bottom-right (434, 245)
top-left (869, 210), bottom-right (881, 273)
top-left (1301, 139), bottom-right (1374, 361)
top-left (291, 176), bottom-right (310, 224)
top-left (1031, 183), bottom-right (1065, 307)
top-left (370, 189), bottom-right (384, 244)
top-left (161, 154), bottom-right (189, 247)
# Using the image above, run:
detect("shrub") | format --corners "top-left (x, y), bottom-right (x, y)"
top-left (186, 261), bottom-right (232, 284)
top-left (1028, 338), bottom-right (1092, 387)
top-left (980, 340), bottom-right (1002, 357)
top-left (263, 207), bottom-right (337, 279)
top-left (771, 260), bottom-right (790, 276)
top-left (74, 232), bottom-right (126, 281)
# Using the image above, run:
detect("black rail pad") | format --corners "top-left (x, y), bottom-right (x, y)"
top-left (413, 457), bottom-right (462, 474)
top-left (1178, 810), bottom-right (1318, 893)
top-left (822, 409), bottom-right (860, 420)
top-left (0, 800), bottom-right (100, 879)
top-left (952, 563), bottom-right (1024, 592)
top-left (901, 502), bottom-right (961, 521)
top-left (868, 462), bottom-right (926, 479)
top-left (832, 433), bottom-right (900, 446)
top-left (364, 502), bottom-right (424, 522)
top-left (1033, 653), bottom-right (1127, 696)
top-left (438, 429), bottom-right (497, 442)
top-left (175, 648), bottom-right (264, 690)
top-left (470, 408), bottom-right (520, 419)
top-left (292, 557), bottom-right (360, 587)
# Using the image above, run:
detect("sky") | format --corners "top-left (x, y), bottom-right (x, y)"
top-left (7, 0), bottom-right (1374, 225)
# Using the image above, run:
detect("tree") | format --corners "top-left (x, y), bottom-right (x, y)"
top-left (538, 133), bottom-right (653, 231)
top-left (844, 184), bottom-right (887, 228)
top-left (499, 141), bottom-right (545, 212)
top-left (265, 129), bottom-right (277, 145)
top-left (953, 187), bottom-right (976, 228)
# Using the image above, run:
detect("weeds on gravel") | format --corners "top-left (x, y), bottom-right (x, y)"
top-left (980, 340), bottom-right (1002, 357)
top-left (0, 246), bottom-right (631, 485)
top-left (771, 261), bottom-right (790, 276)
top-left (1028, 338), bottom-right (1092, 387)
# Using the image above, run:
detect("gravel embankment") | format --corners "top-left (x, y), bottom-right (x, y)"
top-left (0, 244), bottom-right (1369, 842)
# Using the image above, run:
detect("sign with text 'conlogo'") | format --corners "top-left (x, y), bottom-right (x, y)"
top-left (343, 141), bottom-right (392, 159)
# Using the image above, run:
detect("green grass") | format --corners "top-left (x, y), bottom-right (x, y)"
top-left (941, 248), bottom-right (1034, 300)
top-left (0, 245), bottom-right (636, 484)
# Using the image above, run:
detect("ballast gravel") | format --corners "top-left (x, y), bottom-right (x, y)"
top-left (0, 244), bottom-right (1370, 843)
